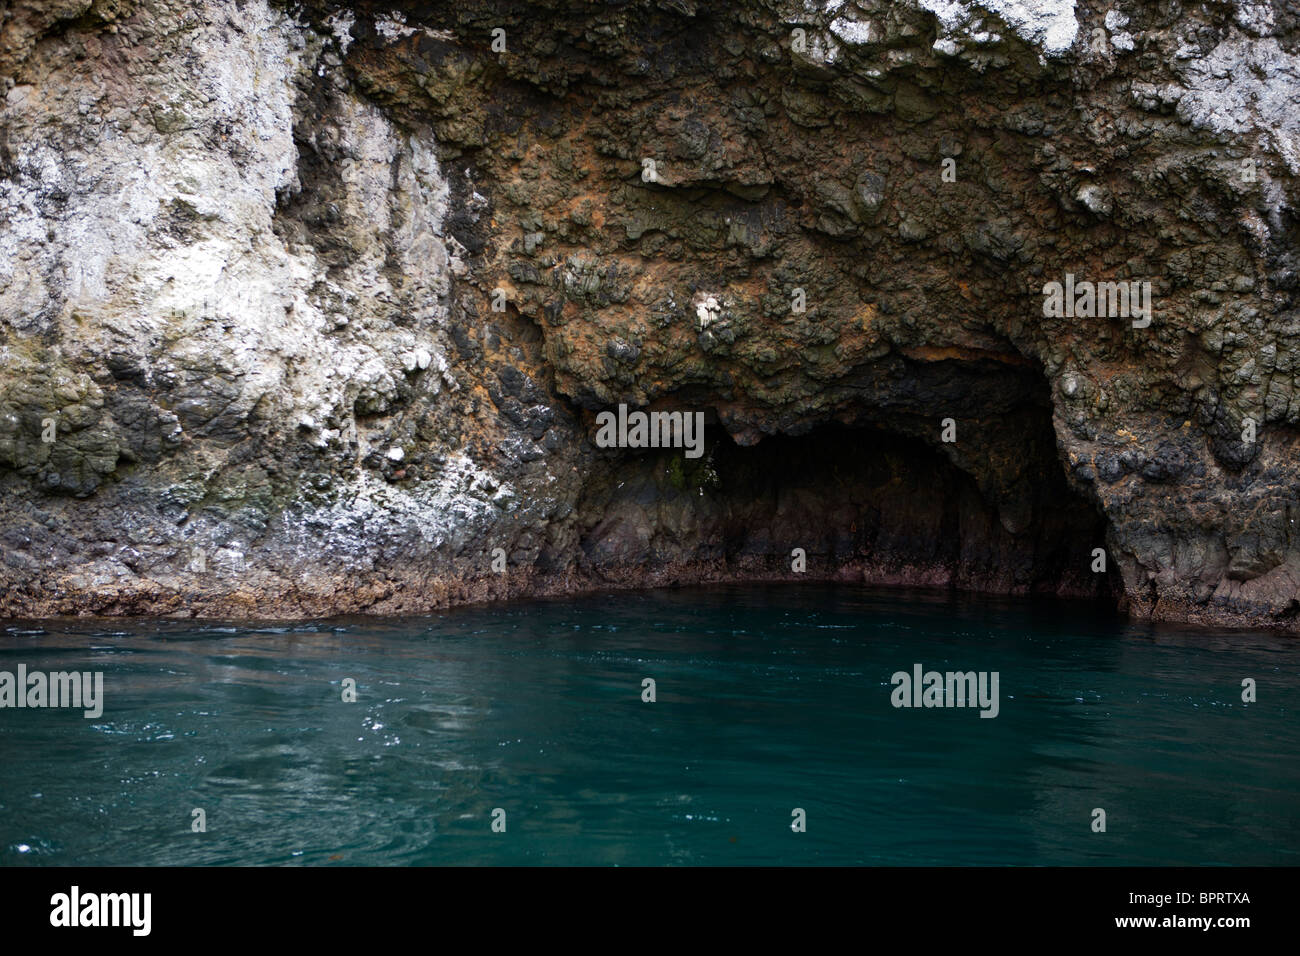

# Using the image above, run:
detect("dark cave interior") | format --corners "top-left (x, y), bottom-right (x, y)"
top-left (571, 363), bottom-right (1122, 605)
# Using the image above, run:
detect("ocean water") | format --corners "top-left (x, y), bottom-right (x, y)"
top-left (1, 584), bottom-right (1297, 866)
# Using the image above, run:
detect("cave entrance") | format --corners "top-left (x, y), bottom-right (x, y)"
top-left (574, 363), bottom-right (1120, 606)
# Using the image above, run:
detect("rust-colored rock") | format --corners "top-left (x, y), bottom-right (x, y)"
top-left (2, 1), bottom-right (1298, 631)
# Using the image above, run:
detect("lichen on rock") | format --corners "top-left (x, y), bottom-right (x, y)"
top-left (1, 0), bottom-right (1299, 632)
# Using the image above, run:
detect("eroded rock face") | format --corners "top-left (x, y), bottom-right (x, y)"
top-left (0, 0), bottom-right (1296, 629)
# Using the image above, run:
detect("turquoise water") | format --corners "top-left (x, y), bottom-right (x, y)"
top-left (1, 584), bottom-right (1297, 866)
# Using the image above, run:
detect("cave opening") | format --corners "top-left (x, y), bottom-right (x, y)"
top-left (573, 364), bottom-right (1123, 608)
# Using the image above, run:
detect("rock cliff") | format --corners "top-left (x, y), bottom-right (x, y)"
top-left (1, 0), bottom-right (1298, 629)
